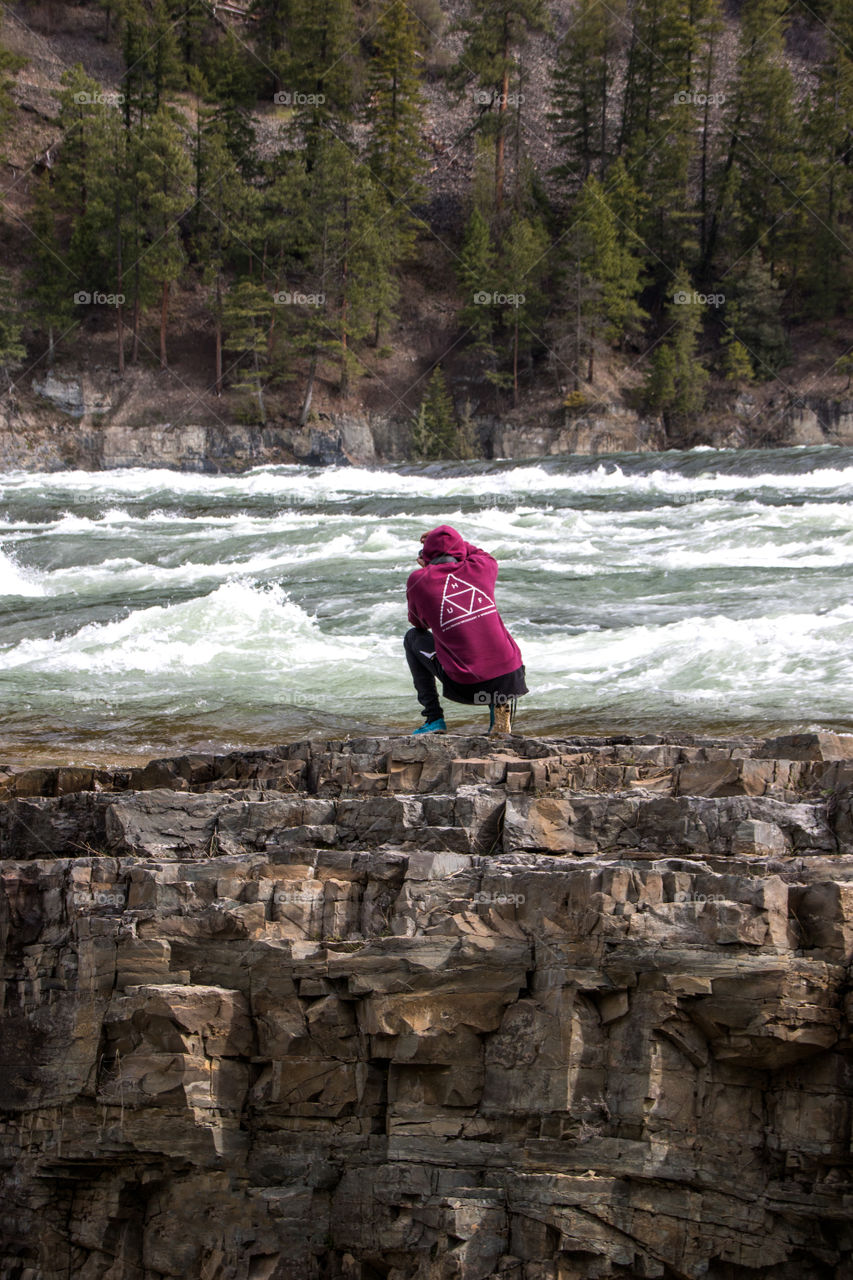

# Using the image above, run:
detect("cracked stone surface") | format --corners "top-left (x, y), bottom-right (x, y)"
top-left (1, 731), bottom-right (853, 1279)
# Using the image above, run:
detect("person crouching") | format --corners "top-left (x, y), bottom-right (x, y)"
top-left (404, 524), bottom-right (528, 735)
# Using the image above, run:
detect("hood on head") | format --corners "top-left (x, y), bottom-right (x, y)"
top-left (422, 525), bottom-right (465, 563)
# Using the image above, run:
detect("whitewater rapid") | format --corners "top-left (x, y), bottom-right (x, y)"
top-left (1, 446), bottom-right (852, 760)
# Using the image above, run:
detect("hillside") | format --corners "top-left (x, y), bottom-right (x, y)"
top-left (0, 0), bottom-right (852, 467)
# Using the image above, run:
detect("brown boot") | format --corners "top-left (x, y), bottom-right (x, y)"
top-left (491, 703), bottom-right (512, 735)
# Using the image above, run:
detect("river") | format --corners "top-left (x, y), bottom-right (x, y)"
top-left (1, 445), bottom-right (852, 763)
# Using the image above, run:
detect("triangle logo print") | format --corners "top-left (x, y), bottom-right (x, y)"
top-left (439, 573), bottom-right (497, 630)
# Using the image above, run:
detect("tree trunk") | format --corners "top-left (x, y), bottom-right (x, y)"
top-left (116, 198), bottom-right (125, 376)
top-left (116, 308), bottom-right (125, 376)
top-left (598, 46), bottom-right (608, 177)
top-left (340, 197), bottom-right (350, 397)
top-left (300, 221), bottom-right (327, 426)
top-left (254, 349), bottom-right (266, 424)
top-left (513, 315), bottom-right (519, 407)
top-left (160, 279), bottom-right (169, 369)
top-left (215, 275), bottom-right (223, 395)
top-left (698, 34), bottom-right (715, 260)
top-left (495, 54), bottom-right (509, 214)
top-left (131, 293), bottom-right (140, 363)
top-left (299, 345), bottom-right (319, 426)
top-left (340, 301), bottom-right (349, 397)
top-left (574, 256), bottom-right (581, 392)
top-left (512, 61), bottom-right (523, 209)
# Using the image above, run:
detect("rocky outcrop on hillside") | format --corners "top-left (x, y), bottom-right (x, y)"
top-left (2, 730), bottom-right (853, 1279)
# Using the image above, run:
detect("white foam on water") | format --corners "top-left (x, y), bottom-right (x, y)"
top-left (0, 548), bottom-right (47, 598)
top-left (0, 580), bottom-right (383, 679)
top-left (4, 455), bottom-right (853, 507)
top-left (520, 603), bottom-right (853, 711)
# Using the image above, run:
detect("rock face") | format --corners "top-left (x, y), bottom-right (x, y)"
top-left (1, 731), bottom-right (853, 1280)
top-left (4, 391), bottom-right (853, 471)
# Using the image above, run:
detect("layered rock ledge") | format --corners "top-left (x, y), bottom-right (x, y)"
top-left (1, 731), bottom-right (853, 1280)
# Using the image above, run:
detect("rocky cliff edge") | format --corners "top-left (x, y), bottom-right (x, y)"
top-left (2, 730), bottom-right (853, 1279)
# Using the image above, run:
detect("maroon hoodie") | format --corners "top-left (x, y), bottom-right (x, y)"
top-left (406, 525), bottom-right (523, 683)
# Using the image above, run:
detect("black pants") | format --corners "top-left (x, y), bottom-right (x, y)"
top-left (404, 627), bottom-right (528, 722)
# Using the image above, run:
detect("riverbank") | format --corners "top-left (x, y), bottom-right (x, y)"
top-left (4, 361), bottom-right (853, 471)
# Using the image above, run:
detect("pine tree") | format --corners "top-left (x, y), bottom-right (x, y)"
top-left (129, 109), bottom-right (194, 368)
top-left (694, 0), bottom-right (726, 262)
top-left (250, 0), bottom-right (293, 91)
top-left (0, 41), bottom-right (27, 148)
top-left (293, 137), bottom-right (398, 402)
top-left (366, 0), bottom-right (427, 255)
top-left (333, 161), bottom-right (399, 393)
top-left (644, 341), bottom-right (678, 417)
top-left (720, 336), bottom-right (754, 383)
top-left (120, 0), bottom-right (183, 124)
top-left (722, 251), bottom-right (790, 377)
top-left (200, 32), bottom-right (260, 179)
top-left (50, 67), bottom-right (134, 367)
top-left (588, 167), bottom-right (647, 348)
top-left (552, 168), bottom-right (647, 387)
top-left (223, 279), bottom-right (274, 422)
top-left (283, 0), bottom-right (358, 159)
top-left (54, 66), bottom-right (111, 226)
top-left (549, 0), bottom-right (624, 186)
top-left (456, 208), bottom-right (498, 366)
top-left (644, 266), bottom-right (709, 430)
top-left (0, 270), bottom-right (26, 394)
top-left (85, 106), bottom-right (137, 372)
top-left (618, 0), bottom-right (692, 162)
top-left (703, 0), bottom-right (800, 277)
top-left (53, 66), bottom-right (124, 308)
top-left (618, 0), bottom-right (722, 273)
top-left (193, 117), bottom-right (259, 392)
top-left (495, 214), bottom-right (549, 405)
top-left (453, 0), bottom-right (551, 212)
top-left (796, 0), bottom-right (853, 317)
top-left (25, 175), bottom-right (77, 368)
top-left (258, 150), bottom-right (329, 401)
top-left (169, 0), bottom-right (210, 78)
top-left (411, 366), bottom-right (460, 459)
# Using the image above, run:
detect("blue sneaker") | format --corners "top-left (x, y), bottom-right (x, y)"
top-left (413, 717), bottom-right (447, 735)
